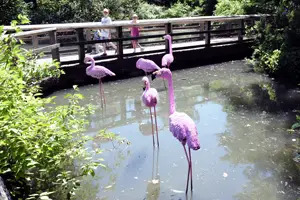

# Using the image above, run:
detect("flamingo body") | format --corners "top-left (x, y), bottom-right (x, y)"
top-left (85, 56), bottom-right (115, 79)
top-left (86, 65), bottom-right (115, 79)
top-left (141, 76), bottom-right (159, 147)
top-left (142, 87), bottom-right (158, 107)
top-left (169, 112), bottom-right (200, 150)
top-left (136, 58), bottom-right (160, 74)
top-left (162, 54), bottom-right (174, 68)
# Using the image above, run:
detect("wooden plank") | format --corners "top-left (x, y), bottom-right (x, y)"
top-left (3, 15), bottom-right (267, 31)
top-left (9, 28), bottom-right (57, 38)
top-left (32, 43), bottom-right (60, 53)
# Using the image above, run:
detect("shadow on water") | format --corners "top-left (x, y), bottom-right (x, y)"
top-left (51, 60), bottom-right (300, 200)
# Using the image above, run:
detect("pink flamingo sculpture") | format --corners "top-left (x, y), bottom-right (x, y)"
top-left (84, 56), bottom-right (115, 106)
top-left (152, 68), bottom-right (200, 193)
top-left (142, 76), bottom-right (159, 147)
top-left (162, 34), bottom-right (174, 68)
top-left (136, 58), bottom-right (161, 76)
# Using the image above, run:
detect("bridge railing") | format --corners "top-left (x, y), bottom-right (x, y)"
top-left (3, 15), bottom-right (266, 65)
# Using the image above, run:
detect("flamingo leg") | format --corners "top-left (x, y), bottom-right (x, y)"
top-left (189, 148), bottom-right (193, 192)
top-left (153, 106), bottom-right (159, 147)
top-left (152, 147), bottom-right (155, 179)
top-left (100, 79), bottom-right (106, 105)
top-left (99, 79), bottom-right (103, 108)
top-left (183, 144), bottom-right (191, 194)
top-left (149, 108), bottom-right (155, 147)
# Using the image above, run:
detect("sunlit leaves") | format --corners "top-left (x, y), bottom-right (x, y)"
top-left (0, 17), bottom-right (102, 199)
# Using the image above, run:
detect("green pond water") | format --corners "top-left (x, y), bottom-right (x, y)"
top-left (52, 60), bottom-right (300, 200)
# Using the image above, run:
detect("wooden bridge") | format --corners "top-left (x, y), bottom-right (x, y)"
top-left (3, 15), bottom-right (266, 94)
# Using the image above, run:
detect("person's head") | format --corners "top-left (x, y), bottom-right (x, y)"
top-left (103, 8), bottom-right (109, 17)
top-left (132, 14), bottom-right (138, 21)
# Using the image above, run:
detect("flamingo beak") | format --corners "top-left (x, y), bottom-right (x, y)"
top-left (142, 87), bottom-right (146, 91)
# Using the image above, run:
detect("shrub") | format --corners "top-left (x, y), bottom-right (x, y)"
top-left (0, 16), bottom-right (102, 199)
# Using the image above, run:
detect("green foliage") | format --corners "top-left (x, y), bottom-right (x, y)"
top-left (248, 0), bottom-right (300, 82)
top-left (29, 0), bottom-right (141, 23)
top-left (160, 2), bottom-right (193, 18)
top-left (214, 0), bottom-right (248, 16)
top-left (198, 0), bottom-right (218, 15)
top-left (0, 17), bottom-right (103, 199)
top-left (0, 0), bottom-right (29, 25)
top-left (292, 115), bottom-right (300, 130)
top-left (135, 1), bottom-right (164, 19)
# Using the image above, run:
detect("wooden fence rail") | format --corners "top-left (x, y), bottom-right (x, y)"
top-left (3, 15), bottom-right (267, 65)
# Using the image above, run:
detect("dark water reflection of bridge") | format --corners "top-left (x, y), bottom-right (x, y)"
top-left (52, 60), bottom-right (300, 200)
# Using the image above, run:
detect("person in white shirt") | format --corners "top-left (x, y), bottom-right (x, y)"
top-left (94, 8), bottom-right (117, 56)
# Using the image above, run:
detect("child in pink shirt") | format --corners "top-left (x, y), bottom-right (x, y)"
top-left (131, 14), bottom-right (144, 52)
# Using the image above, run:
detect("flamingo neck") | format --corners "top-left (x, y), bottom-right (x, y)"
top-left (87, 59), bottom-right (95, 70)
top-left (168, 37), bottom-right (173, 55)
top-left (145, 81), bottom-right (150, 90)
top-left (167, 76), bottom-right (176, 115)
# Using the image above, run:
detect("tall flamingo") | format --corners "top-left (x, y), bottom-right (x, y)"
top-left (141, 76), bottom-right (159, 147)
top-left (84, 56), bottom-right (115, 107)
top-left (152, 68), bottom-right (200, 193)
top-left (162, 34), bottom-right (174, 68)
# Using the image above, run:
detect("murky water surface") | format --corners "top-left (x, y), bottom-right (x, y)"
top-left (52, 60), bottom-right (300, 200)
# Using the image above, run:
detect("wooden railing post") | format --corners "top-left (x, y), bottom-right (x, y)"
top-left (205, 21), bottom-right (211, 47)
top-left (86, 29), bottom-right (93, 53)
top-left (32, 35), bottom-right (38, 49)
top-left (165, 23), bottom-right (172, 53)
top-left (76, 28), bottom-right (85, 64)
top-left (227, 21), bottom-right (232, 37)
top-left (117, 26), bottom-right (123, 59)
top-left (238, 19), bottom-right (244, 42)
top-left (199, 22), bottom-right (205, 40)
top-left (49, 30), bottom-right (60, 62)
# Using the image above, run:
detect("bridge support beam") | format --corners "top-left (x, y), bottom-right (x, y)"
top-left (205, 21), bottom-right (211, 47)
top-left (76, 28), bottom-right (85, 64)
top-left (238, 19), bottom-right (244, 42)
top-left (165, 23), bottom-right (172, 54)
top-left (49, 30), bottom-right (60, 62)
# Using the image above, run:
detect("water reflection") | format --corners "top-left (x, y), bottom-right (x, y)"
top-left (51, 60), bottom-right (300, 200)
top-left (145, 149), bottom-right (160, 200)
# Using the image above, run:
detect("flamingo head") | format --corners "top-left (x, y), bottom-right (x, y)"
top-left (84, 55), bottom-right (94, 64)
top-left (152, 68), bottom-right (172, 80)
top-left (142, 76), bottom-right (149, 90)
top-left (163, 34), bottom-right (172, 40)
top-left (136, 58), bottom-right (144, 69)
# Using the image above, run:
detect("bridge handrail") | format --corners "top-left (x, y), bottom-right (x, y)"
top-left (3, 15), bottom-right (267, 31)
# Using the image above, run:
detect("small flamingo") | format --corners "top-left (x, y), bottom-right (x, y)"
top-left (162, 34), bottom-right (174, 68)
top-left (84, 55), bottom-right (115, 107)
top-left (153, 68), bottom-right (200, 193)
top-left (141, 76), bottom-right (159, 147)
top-left (136, 58), bottom-right (161, 76)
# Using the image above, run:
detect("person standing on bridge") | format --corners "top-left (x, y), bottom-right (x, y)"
top-left (130, 14), bottom-right (144, 53)
top-left (93, 8), bottom-right (118, 56)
